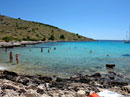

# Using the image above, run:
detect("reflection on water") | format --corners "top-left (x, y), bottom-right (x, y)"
top-left (0, 41), bottom-right (130, 81)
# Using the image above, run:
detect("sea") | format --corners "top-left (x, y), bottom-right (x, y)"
top-left (0, 40), bottom-right (130, 81)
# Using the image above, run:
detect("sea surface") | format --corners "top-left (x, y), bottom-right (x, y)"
top-left (0, 40), bottom-right (130, 81)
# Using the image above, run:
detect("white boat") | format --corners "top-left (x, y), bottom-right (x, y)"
top-left (124, 26), bottom-right (130, 43)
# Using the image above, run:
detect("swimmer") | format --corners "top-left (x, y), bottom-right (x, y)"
top-left (90, 50), bottom-right (92, 54)
top-left (54, 47), bottom-right (56, 50)
top-left (107, 54), bottom-right (109, 56)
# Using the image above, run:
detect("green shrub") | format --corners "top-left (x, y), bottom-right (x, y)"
top-left (42, 37), bottom-right (46, 41)
top-left (36, 34), bottom-right (39, 37)
top-left (2, 36), bottom-right (14, 42)
top-left (18, 17), bottom-right (21, 20)
top-left (32, 28), bottom-right (35, 32)
top-left (22, 36), bottom-right (37, 41)
top-left (60, 35), bottom-right (65, 39)
top-left (49, 35), bottom-right (55, 40)
top-left (76, 33), bottom-right (81, 38)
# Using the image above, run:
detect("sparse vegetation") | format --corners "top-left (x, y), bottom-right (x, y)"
top-left (0, 15), bottom-right (94, 42)
top-left (2, 36), bottom-right (14, 42)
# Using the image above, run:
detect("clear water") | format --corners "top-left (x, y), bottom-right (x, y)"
top-left (0, 41), bottom-right (130, 80)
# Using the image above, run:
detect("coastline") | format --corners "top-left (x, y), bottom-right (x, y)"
top-left (0, 70), bottom-right (129, 97)
top-left (0, 40), bottom-right (95, 48)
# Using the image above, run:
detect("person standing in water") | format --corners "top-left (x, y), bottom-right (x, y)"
top-left (54, 47), bottom-right (56, 50)
top-left (41, 47), bottom-right (43, 52)
top-left (90, 50), bottom-right (92, 54)
top-left (5, 48), bottom-right (7, 52)
top-left (9, 52), bottom-right (13, 64)
top-left (48, 49), bottom-right (50, 53)
top-left (16, 54), bottom-right (20, 64)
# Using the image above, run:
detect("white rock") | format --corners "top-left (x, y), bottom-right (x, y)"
top-left (76, 90), bottom-right (86, 97)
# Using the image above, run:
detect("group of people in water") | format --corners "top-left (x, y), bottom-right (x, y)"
top-left (9, 52), bottom-right (20, 64)
top-left (8, 46), bottom-right (109, 65)
top-left (41, 47), bottom-right (56, 53)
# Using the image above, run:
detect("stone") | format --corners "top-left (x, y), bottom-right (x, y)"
top-left (106, 64), bottom-right (115, 68)
top-left (76, 90), bottom-right (86, 97)
top-left (1, 84), bottom-right (17, 91)
top-left (45, 83), bottom-right (49, 88)
top-left (37, 88), bottom-right (44, 94)
top-left (24, 93), bottom-right (40, 97)
top-left (109, 81), bottom-right (128, 87)
top-left (122, 85), bottom-right (130, 93)
top-left (91, 73), bottom-right (101, 78)
top-left (42, 94), bottom-right (49, 97)
top-left (38, 76), bottom-right (52, 82)
top-left (50, 82), bottom-right (67, 89)
top-left (3, 70), bottom-right (18, 81)
top-left (19, 77), bottom-right (30, 85)
top-left (17, 89), bottom-right (26, 94)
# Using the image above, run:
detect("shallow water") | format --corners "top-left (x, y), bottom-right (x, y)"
top-left (0, 41), bottom-right (130, 80)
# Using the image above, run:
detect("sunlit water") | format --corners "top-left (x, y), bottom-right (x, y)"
top-left (0, 41), bottom-right (130, 81)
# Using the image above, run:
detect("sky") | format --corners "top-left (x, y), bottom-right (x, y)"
top-left (0, 0), bottom-right (130, 40)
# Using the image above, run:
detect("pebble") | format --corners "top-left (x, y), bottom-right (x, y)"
top-left (76, 90), bottom-right (86, 97)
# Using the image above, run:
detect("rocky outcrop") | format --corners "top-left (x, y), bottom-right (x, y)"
top-left (0, 70), bottom-right (129, 97)
top-left (106, 64), bottom-right (115, 68)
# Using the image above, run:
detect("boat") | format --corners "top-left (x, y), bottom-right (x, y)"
top-left (124, 26), bottom-right (130, 43)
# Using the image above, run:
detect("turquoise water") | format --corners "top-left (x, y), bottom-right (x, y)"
top-left (0, 41), bottom-right (130, 80)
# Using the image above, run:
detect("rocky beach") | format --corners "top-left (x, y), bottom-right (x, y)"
top-left (0, 41), bottom-right (43, 48)
top-left (0, 70), bottom-right (129, 97)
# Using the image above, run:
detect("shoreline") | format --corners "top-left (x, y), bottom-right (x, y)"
top-left (0, 40), bottom-right (95, 48)
top-left (0, 70), bottom-right (129, 97)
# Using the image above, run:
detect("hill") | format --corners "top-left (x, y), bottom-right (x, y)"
top-left (0, 15), bottom-right (94, 42)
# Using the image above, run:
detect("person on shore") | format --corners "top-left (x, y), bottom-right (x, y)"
top-left (16, 54), bottom-right (20, 64)
top-left (41, 47), bottom-right (43, 52)
top-left (9, 52), bottom-right (13, 64)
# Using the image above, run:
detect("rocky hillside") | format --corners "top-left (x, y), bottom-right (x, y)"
top-left (0, 15), bottom-right (94, 42)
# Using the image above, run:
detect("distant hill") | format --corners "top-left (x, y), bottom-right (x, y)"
top-left (0, 15), bottom-right (94, 42)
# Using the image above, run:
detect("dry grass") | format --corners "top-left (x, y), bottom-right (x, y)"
top-left (0, 15), bottom-right (93, 42)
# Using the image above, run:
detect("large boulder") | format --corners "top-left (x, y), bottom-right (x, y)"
top-left (106, 64), bottom-right (115, 68)
top-left (2, 70), bottom-right (18, 81)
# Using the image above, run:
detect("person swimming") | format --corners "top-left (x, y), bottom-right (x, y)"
top-left (107, 54), bottom-right (109, 56)
top-left (54, 47), bottom-right (56, 50)
top-left (90, 50), bottom-right (92, 54)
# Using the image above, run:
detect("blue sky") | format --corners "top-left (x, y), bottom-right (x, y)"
top-left (0, 0), bottom-right (130, 40)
